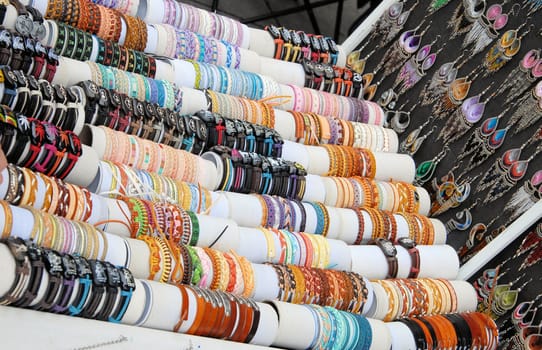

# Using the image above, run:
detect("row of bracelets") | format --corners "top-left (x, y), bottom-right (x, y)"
top-left (302, 59), bottom-right (364, 99)
top-left (397, 312), bottom-right (499, 350)
top-left (0, 67), bottom-right (85, 132)
top-left (289, 83), bottom-right (386, 125)
top-left (46, 21), bottom-right (156, 78)
top-left (0, 234), bottom-right (263, 344)
top-left (90, 0), bottom-right (248, 48)
top-left (94, 160), bottom-right (433, 241)
top-left (0, 27), bottom-right (59, 82)
top-left (94, 161), bottom-right (212, 213)
top-left (190, 60), bottom-right (280, 101)
top-left (0, 236), bottom-right (135, 322)
top-left (0, 235), bottom-right (499, 348)
top-left (372, 278), bottom-right (458, 322)
top-left (323, 176), bottom-right (421, 213)
top-left (288, 110), bottom-right (392, 152)
top-left (88, 62), bottom-right (180, 110)
top-left (79, 78), bottom-right (284, 157)
top-left (206, 89), bottom-right (276, 128)
top-left (0, 105), bottom-right (82, 180)
top-left (265, 25), bottom-right (339, 65)
top-left (99, 126), bottom-right (201, 184)
top-left (137, 233), bottom-right (372, 315)
top-left (202, 145), bottom-right (307, 201)
top-left (124, 196), bottom-right (200, 246)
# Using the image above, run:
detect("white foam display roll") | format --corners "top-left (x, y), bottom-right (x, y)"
top-left (53, 57), bottom-right (92, 86)
top-left (417, 186), bottom-right (431, 216)
top-left (98, 197), bottom-right (132, 238)
top-left (177, 87), bottom-right (208, 115)
top-left (0, 168), bottom-right (7, 198)
top-left (126, 238), bottom-right (152, 279)
top-left (325, 206), bottom-right (342, 240)
top-left (63, 145), bottom-right (100, 188)
top-left (281, 140), bottom-right (310, 170)
top-left (373, 151), bottom-right (415, 183)
top-left (302, 174), bottom-right (327, 203)
top-left (196, 215), bottom-right (240, 251)
top-left (336, 208), bottom-right (359, 244)
top-left (431, 218), bottom-right (447, 245)
top-left (278, 84), bottom-right (296, 110)
top-left (251, 263), bottom-right (280, 301)
top-left (450, 280), bottom-right (478, 312)
top-left (198, 157), bottom-right (220, 191)
top-left (336, 44), bottom-right (348, 68)
top-left (386, 321), bottom-right (417, 350)
top-left (207, 192), bottom-right (230, 219)
top-left (154, 59), bottom-right (176, 82)
top-left (237, 227), bottom-right (269, 264)
top-left (260, 58), bottom-right (305, 86)
top-left (223, 192), bottom-right (263, 228)
top-left (304, 145), bottom-right (331, 176)
top-left (239, 48), bottom-right (262, 74)
top-left (0, 244), bottom-right (15, 298)
top-left (173, 59), bottom-right (197, 88)
top-left (368, 318), bottom-right (392, 350)
top-left (367, 282), bottom-right (389, 320)
top-left (326, 238), bottom-right (351, 271)
top-left (268, 301), bottom-right (317, 349)
top-left (350, 245), bottom-right (460, 279)
top-left (322, 177), bottom-right (339, 207)
top-left (273, 109), bottom-right (297, 141)
top-left (79, 125), bottom-right (106, 159)
top-left (250, 302), bottom-right (280, 346)
top-left (121, 279), bottom-right (147, 325)
top-left (102, 232), bottom-right (129, 267)
top-left (248, 28), bottom-right (276, 59)
top-left (417, 245), bottom-right (460, 279)
top-left (141, 280), bottom-right (183, 330)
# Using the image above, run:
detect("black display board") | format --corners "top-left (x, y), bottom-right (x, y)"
top-left (352, 0), bottom-right (542, 263)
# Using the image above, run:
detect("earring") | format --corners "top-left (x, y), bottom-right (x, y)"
top-left (503, 172), bottom-right (542, 226)
top-left (366, 0), bottom-right (419, 50)
top-left (483, 23), bottom-right (534, 76)
top-left (437, 82), bottom-right (495, 144)
top-left (428, 0), bottom-right (453, 14)
top-left (387, 101), bottom-right (419, 135)
top-left (418, 53), bottom-right (465, 107)
top-left (400, 115), bottom-right (434, 154)
top-left (448, 0), bottom-right (487, 39)
top-left (430, 174), bottom-right (473, 216)
top-left (433, 68), bottom-right (479, 120)
top-left (414, 145), bottom-right (451, 186)
top-left (495, 49), bottom-right (541, 104)
top-left (512, 81), bottom-right (542, 135)
top-left (484, 143), bottom-right (542, 203)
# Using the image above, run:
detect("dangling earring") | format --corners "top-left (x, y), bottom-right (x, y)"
top-left (418, 53), bottom-right (465, 107)
top-left (467, 118), bottom-right (541, 173)
top-left (404, 126), bottom-right (437, 156)
top-left (502, 171), bottom-right (542, 226)
top-left (386, 101), bottom-right (419, 135)
top-left (444, 199), bottom-right (480, 233)
top-left (458, 105), bottom-right (513, 161)
top-left (494, 49), bottom-right (541, 104)
top-left (399, 115), bottom-right (434, 154)
top-left (512, 81), bottom-right (542, 135)
top-left (448, 0), bottom-right (487, 39)
top-left (484, 143), bottom-right (542, 203)
top-left (433, 67), bottom-right (479, 120)
top-left (483, 23), bottom-right (534, 76)
top-left (365, 0), bottom-right (419, 50)
top-left (430, 172), bottom-right (473, 216)
top-left (464, 1), bottom-right (520, 56)
top-left (374, 21), bottom-right (431, 82)
top-left (437, 82), bottom-right (495, 144)
top-left (394, 38), bottom-right (444, 97)
top-left (414, 145), bottom-right (449, 186)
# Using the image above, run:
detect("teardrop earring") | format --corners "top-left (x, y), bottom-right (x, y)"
top-left (433, 67), bottom-right (479, 120)
top-left (502, 171), bottom-right (542, 226)
top-left (483, 23), bottom-right (534, 76)
top-left (444, 198), bottom-right (481, 233)
top-left (414, 145), bottom-right (450, 186)
top-left (494, 49), bottom-right (541, 103)
top-left (418, 53), bottom-right (465, 107)
top-left (399, 115), bottom-right (434, 154)
top-left (437, 82), bottom-right (495, 144)
top-left (484, 143), bottom-right (542, 203)
top-left (458, 105), bottom-right (513, 161)
top-left (513, 81), bottom-right (542, 134)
